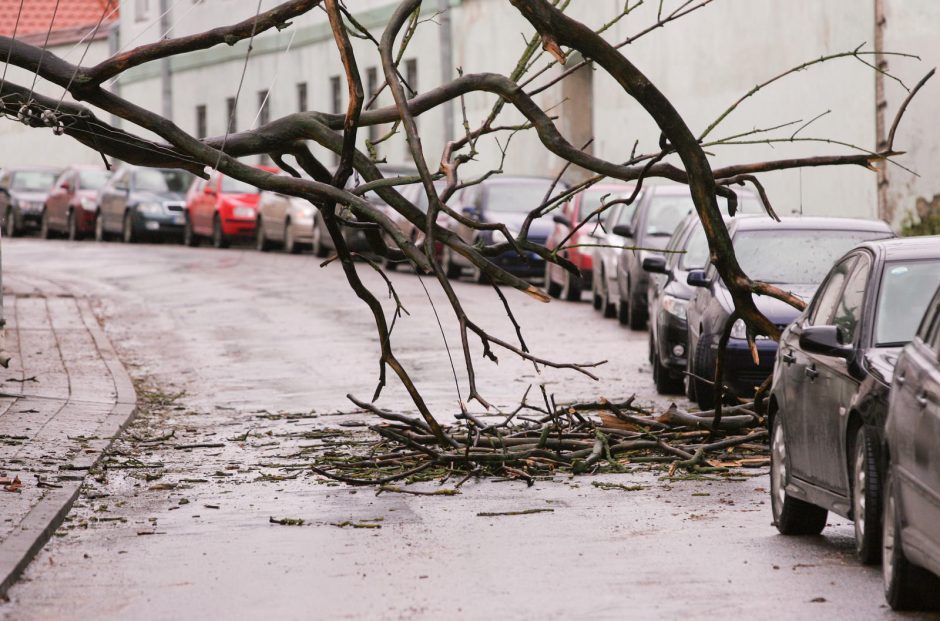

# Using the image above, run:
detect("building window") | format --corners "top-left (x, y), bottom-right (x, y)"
top-left (366, 67), bottom-right (378, 144)
top-left (404, 59), bottom-right (418, 97)
top-left (297, 82), bottom-right (308, 112)
top-left (226, 97), bottom-right (237, 133)
top-left (135, 0), bottom-right (150, 22)
top-left (330, 76), bottom-right (342, 115)
top-left (195, 105), bottom-right (207, 139)
top-left (257, 90), bottom-right (270, 126)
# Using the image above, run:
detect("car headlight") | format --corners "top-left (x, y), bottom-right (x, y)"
top-left (662, 295), bottom-right (688, 320)
top-left (232, 205), bottom-right (255, 219)
top-left (136, 202), bottom-right (163, 216)
top-left (295, 206), bottom-right (315, 222)
top-left (80, 197), bottom-right (97, 212)
top-left (730, 319), bottom-right (747, 340)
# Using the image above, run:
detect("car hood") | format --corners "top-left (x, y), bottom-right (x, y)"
top-left (484, 212), bottom-right (552, 238)
top-left (132, 191), bottom-right (187, 203)
top-left (10, 191), bottom-right (49, 203)
top-left (222, 193), bottom-right (261, 207)
top-left (716, 283), bottom-right (818, 325)
top-left (865, 347), bottom-right (901, 385)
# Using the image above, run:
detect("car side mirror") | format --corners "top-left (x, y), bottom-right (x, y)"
top-left (612, 223), bottom-right (633, 238)
top-left (686, 270), bottom-right (709, 287)
top-left (552, 214), bottom-right (569, 226)
top-left (642, 255), bottom-right (668, 274)
top-left (799, 325), bottom-right (852, 358)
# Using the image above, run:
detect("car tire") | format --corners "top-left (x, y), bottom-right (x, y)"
top-left (284, 220), bottom-right (301, 254)
top-left (852, 426), bottom-right (883, 565)
top-left (5, 207), bottom-right (18, 238)
top-left (602, 276), bottom-right (616, 318)
top-left (442, 246), bottom-right (462, 279)
top-left (94, 211), bottom-right (106, 242)
top-left (592, 289), bottom-right (603, 310)
top-left (183, 214), bottom-right (199, 247)
top-left (561, 269), bottom-right (582, 302)
top-left (382, 252), bottom-right (399, 272)
top-left (212, 214), bottom-right (230, 249)
top-left (617, 295), bottom-right (630, 325)
top-left (545, 263), bottom-right (562, 298)
top-left (255, 218), bottom-right (274, 252)
top-left (770, 415), bottom-right (828, 536)
top-left (67, 210), bottom-right (81, 241)
top-left (468, 261), bottom-right (490, 285)
top-left (654, 352), bottom-right (684, 395)
top-left (122, 211), bottom-right (135, 244)
top-left (628, 284), bottom-right (646, 331)
top-left (882, 467), bottom-right (940, 610)
top-left (311, 218), bottom-right (329, 258)
top-left (693, 337), bottom-right (716, 408)
top-left (39, 209), bottom-right (52, 239)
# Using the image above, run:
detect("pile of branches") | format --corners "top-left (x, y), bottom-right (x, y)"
top-left (308, 395), bottom-right (769, 487)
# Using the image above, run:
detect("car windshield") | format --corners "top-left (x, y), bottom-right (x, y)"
top-left (645, 193), bottom-right (762, 237)
top-left (135, 169), bottom-right (191, 193)
top-left (485, 180), bottom-right (556, 213)
top-left (578, 188), bottom-right (633, 221)
top-left (220, 176), bottom-right (260, 194)
top-left (11, 170), bottom-right (57, 192)
top-left (875, 260), bottom-right (940, 347)
top-left (731, 229), bottom-right (888, 285)
top-left (78, 170), bottom-right (109, 190)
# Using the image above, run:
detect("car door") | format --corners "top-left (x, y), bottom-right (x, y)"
top-left (784, 256), bottom-right (855, 482)
top-left (105, 169), bottom-right (131, 232)
top-left (192, 177), bottom-right (213, 234)
top-left (803, 253), bottom-right (871, 491)
top-left (46, 171), bottom-right (71, 228)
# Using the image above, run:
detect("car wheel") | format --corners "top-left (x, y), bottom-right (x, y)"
top-left (5, 207), bottom-right (18, 238)
top-left (592, 289), bottom-right (603, 310)
top-left (94, 211), bottom-right (106, 242)
top-left (883, 467), bottom-right (940, 610)
top-left (122, 211), bottom-right (135, 244)
top-left (212, 214), bottom-right (230, 249)
top-left (442, 245), bottom-right (462, 279)
top-left (653, 339), bottom-right (684, 395)
top-left (616, 295), bottom-right (630, 325)
top-left (602, 277), bottom-right (616, 318)
top-left (382, 252), bottom-right (399, 272)
top-left (852, 426), bottom-right (883, 565)
top-left (67, 210), bottom-right (80, 241)
top-left (255, 218), bottom-right (274, 252)
top-left (39, 209), bottom-right (52, 239)
top-left (545, 263), bottom-right (562, 298)
top-left (628, 284), bottom-right (646, 331)
top-left (685, 329), bottom-right (697, 401)
top-left (311, 218), bottom-right (329, 258)
top-left (561, 268), bottom-right (582, 302)
top-left (284, 220), bottom-right (301, 254)
top-left (770, 415), bottom-right (828, 535)
top-left (468, 260), bottom-right (490, 285)
top-left (183, 214), bottom-right (199, 247)
top-left (693, 337), bottom-right (716, 408)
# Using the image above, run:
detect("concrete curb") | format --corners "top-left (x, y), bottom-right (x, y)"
top-left (0, 298), bottom-right (137, 597)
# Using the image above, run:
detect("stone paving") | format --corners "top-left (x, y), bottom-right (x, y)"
top-left (0, 273), bottom-right (135, 595)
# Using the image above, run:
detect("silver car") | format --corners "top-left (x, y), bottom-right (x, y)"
top-left (255, 186), bottom-right (317, 254)
top-left (591, 190), bottom-right (642, 318)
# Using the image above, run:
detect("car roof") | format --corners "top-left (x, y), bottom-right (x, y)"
top-left (854, 235), bottom-right (940, 261)
top-left (727, 215), bottom-right (893, 233)
top-left (5, 166), bottom-right (61, 172)
top-left (644, 183), bottom-right (757, 197)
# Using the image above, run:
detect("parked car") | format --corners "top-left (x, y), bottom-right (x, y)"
top-left (591, 195), bottom-right (641, 317)
top-left (0, 166), bottom-right (60, 237)
top-left (184, 166), bottom-right (275, 248)
top-left (41, 165), bottom-right (110, 240)
top-left (686, 216), bottom-right (894, 407)
top-left (883, 282), bottom-right (940, 609)
top-left (545, 184), bottom-right (635, 301)
top-left (380, 179), bottom-right (448, 271)
top-left (95, 165), bottom-right (193, 243)
top-left (769, 236), bottom-right (940, 568)
top-left (442, 176), bottom-right (565, 283)
top-left (255, 180), bottom-right (317, 254)
top-left (642, 214), bottom-right (712, 394)
top-left (612, 185), bottom-right (763, 329)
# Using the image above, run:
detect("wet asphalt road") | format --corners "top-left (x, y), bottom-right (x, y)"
top-left (0, 238), bottom-right (934, 621)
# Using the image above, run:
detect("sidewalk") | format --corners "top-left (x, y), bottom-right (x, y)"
top-left (0, 273), bottom-right (136, 596)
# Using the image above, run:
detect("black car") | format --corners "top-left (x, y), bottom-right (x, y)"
top-left (883, 282), bottom-right (940, 609)
top-left (769, 236), bottom-right (940, 567)
top-left (96, 165), bottom-right (194, 243)
top-left (686, 216), bottom-right (894, 407)
top-left (442, 176), bottom-right (565, 283)
top-left (612, 185), bottom-right (762, 330)
top-left (642, 213), bottom-right (712, 394)
top-left (0, 167), bottom-right (60, 237)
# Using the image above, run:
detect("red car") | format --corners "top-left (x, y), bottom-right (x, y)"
top-left (183, 166), bottom-right (276, 248)
top-left (544, 183), bottom-right (635, 301)
top-left (41, 165), bottom-right (110, 240)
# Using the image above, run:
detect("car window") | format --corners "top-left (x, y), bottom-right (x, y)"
top-left (874, 260), bottom-right (940, 347)
top-left (10, 170), bottom-right (57, 192)
top-left (733, 229), bottom-right (886, 285)
top-left (78, 170), bottom-right (109, 191)
top-left (578, 188), bottom-right (633, 222)
top-left (832, 256), bottom-right (870, 343)
top-left (809, 257), bottom-right (855, 326)
top-left (135, 169), bottom-right (191, 193)
top-left (680, 224), bottom-right (710, 270)
top-left (643, 192), bottom-right (762, 238)
top-left (483, 180), bottom-right (556, 213)
top-left (220, 176), bottom-right (260, 194)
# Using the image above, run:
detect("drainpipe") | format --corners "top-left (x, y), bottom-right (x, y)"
top-left (160, 0), bottom-right (173, 122)
top-left (108, 20), bottom-right (121, 129)
top-left (874, 0), bottom-right (890, 222)
top-left (437, 0), bottom-right (454, 143)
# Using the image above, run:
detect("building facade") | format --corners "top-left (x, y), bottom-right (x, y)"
top-left (1, 1), bottom-right (938, 226)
